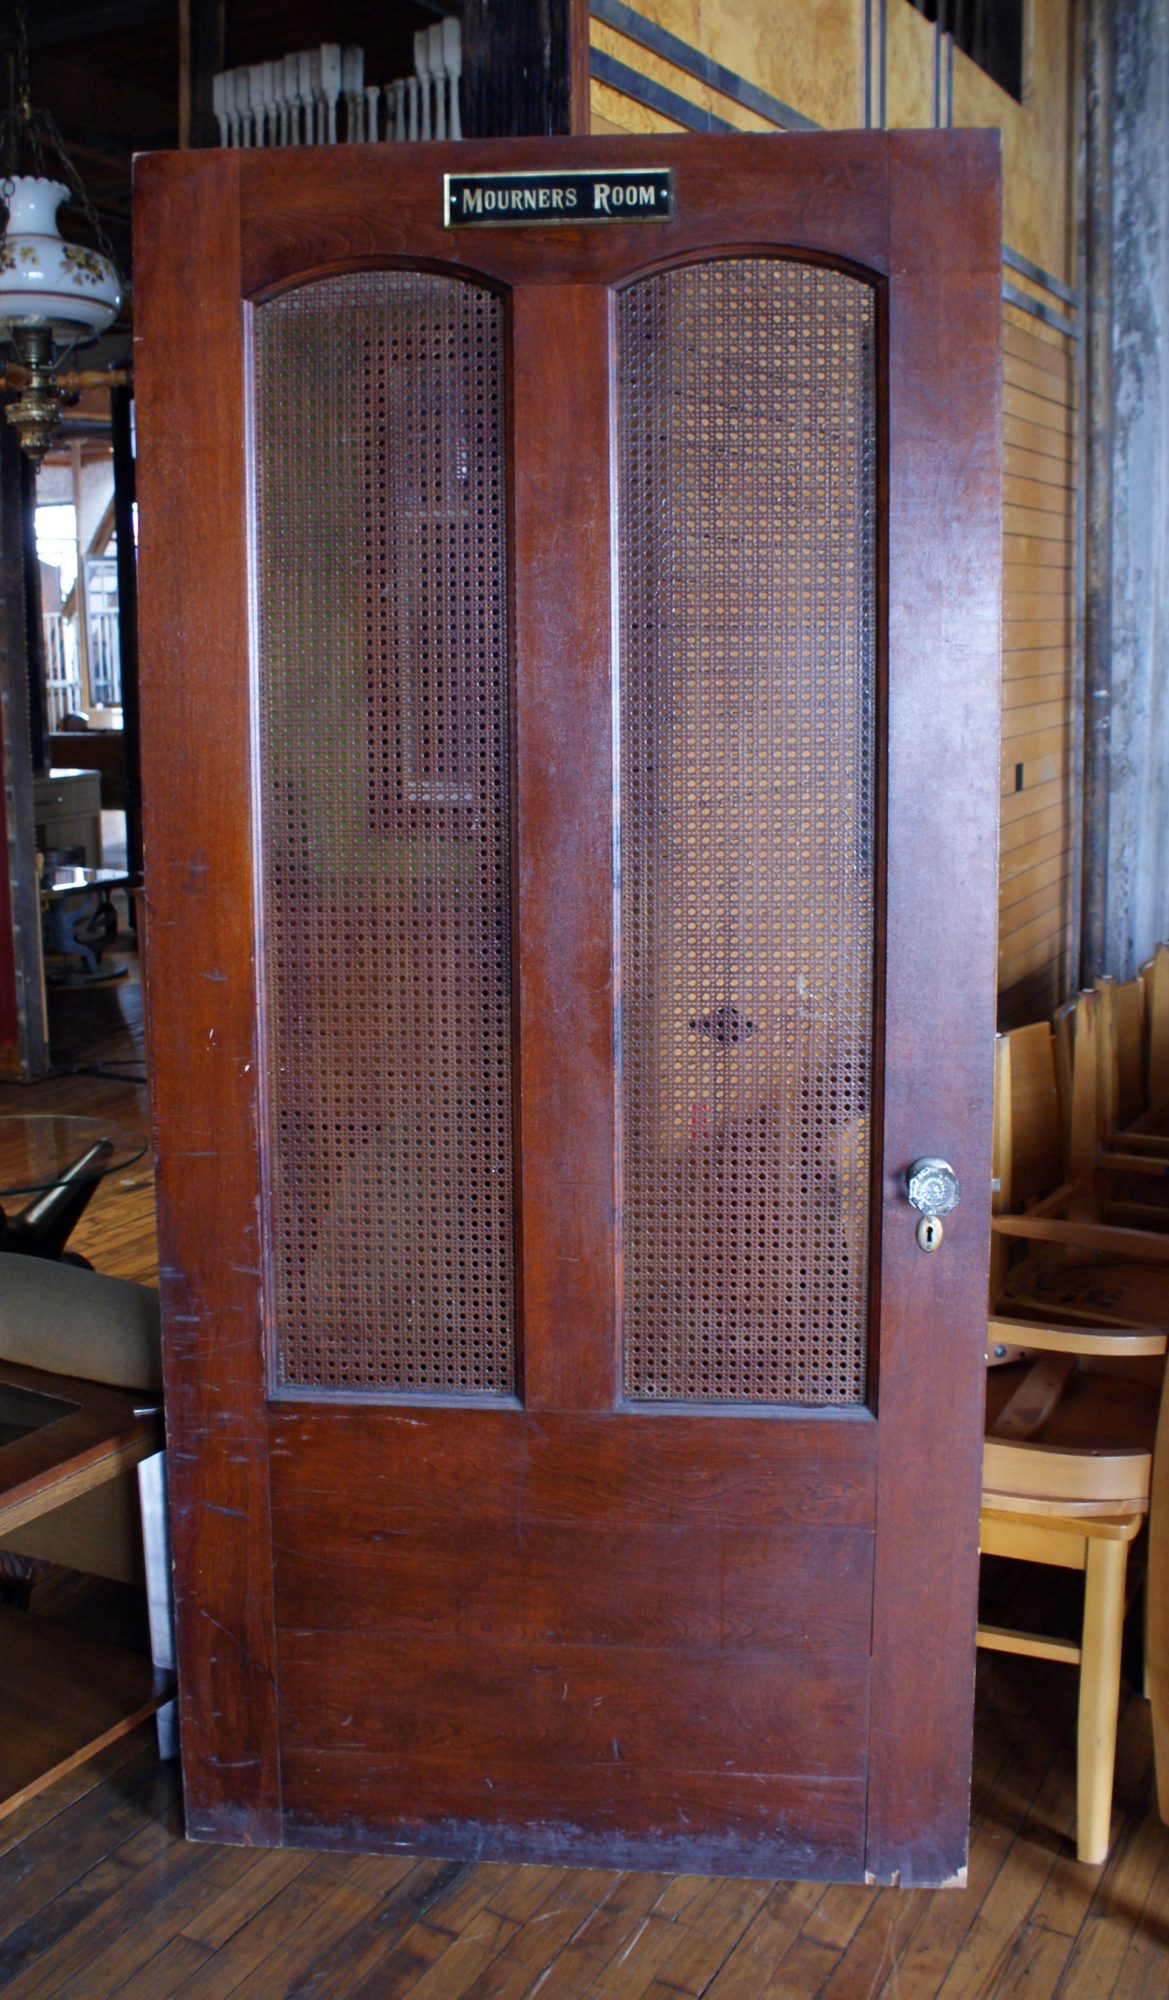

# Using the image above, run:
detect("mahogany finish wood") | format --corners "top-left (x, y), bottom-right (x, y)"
top-left (133, 150), bottom-right (282, 1845)
top-left (134, 131), bottom-right (1002, 1883)
top-left (512, 283), bottom-right (618, 1412)
top-left (866, 132), bottom-right (1004, 1885)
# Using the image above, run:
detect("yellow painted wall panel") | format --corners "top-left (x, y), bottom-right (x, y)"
top-left (1004, 539), bottom-right (1073, 575)
top-left (1000, 822), bottom-right (1071, 881)
top-left (1002, 675), bottom-right (1071, 711)
top-left (1000, 656), bottom-right (1072, 688)
top-left (702, 0), bottom-right (865, 132)
top-left (952, 0), bottom-right (1074, 282)
top-left (590, 78), bottom-right (684, 134)
top-left (591, 18), bottom-right (773, 131)
top-left (1004, 356), bottom-right (1075, 408)
top-left (884, 0), bottom-right (933, 129)
top-left (1000, 776), bottom-right (1065, 829)
top-left (1004, 384), bottom-right (1075, 435)
top-left (1000, 875), bottom-right (1072, 937)
top-left (999, 926), bottom-right (1071, 988)
top-left (1004, 321), bottom-right (1077, 374)
top-left (1003, 446), bottom-right (1073, 493)
top-left (1001, 698), bottom-right (1069, 736)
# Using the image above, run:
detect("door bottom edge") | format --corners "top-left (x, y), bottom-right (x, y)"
top-left (273, 1809), bottom-right (868, 1882)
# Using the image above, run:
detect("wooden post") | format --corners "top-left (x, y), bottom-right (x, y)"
top-left (0, 422), bottom-right (49, 1079)
top-left (179, 0), bottom-right (230, 149)
top-left (70, 441), bottom-right (92, 716)
top-left (111, 384), bottom-right (142, 878)
top-left (461, 0), bottom-right (590, 139)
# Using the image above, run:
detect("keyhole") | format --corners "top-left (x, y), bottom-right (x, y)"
top-left (916, 1215), bottom-right (944, 1253)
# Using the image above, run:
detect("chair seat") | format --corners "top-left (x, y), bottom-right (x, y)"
top-left (0, 1254), bottom-right (161, 1392)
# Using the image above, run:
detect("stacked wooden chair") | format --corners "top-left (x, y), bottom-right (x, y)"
top-left (981, 1011), bottom-right (1169, 1862)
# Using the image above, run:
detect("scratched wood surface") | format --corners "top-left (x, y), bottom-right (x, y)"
top-left (132, 130), bottom-right (1001, 1881)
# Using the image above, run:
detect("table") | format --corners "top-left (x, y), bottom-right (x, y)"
top-left (0, 1359), bottom-right (174, 1817)
top-left (0, 1116), bottom-right (148, 1261)
top-left (41, 865), bottom-right (137, 982)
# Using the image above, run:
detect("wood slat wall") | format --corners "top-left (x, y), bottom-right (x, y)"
top-left (998, 302), bottom-right (1078, 1028)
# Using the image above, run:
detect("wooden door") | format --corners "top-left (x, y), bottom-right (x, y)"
top-left (134, 132), bottom-right (1001, 1885)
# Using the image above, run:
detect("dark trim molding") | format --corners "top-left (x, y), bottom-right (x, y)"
top-left (589, 48), bottom-right (741, 134)
top-left (1002, 280), bottom-right (1078, 339)
top-left (1002, 244), bottom-right (1079, 308)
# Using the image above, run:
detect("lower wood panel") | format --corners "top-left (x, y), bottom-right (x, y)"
top-left (268, 1407), bottom-right (878, 1530)
top-left (272, 1513), bottom-right (874, 1655)
top-left (276, 1635), bottom-right (870, 1877)
top-left (278, 1752), bottom-right (869, 1879)
top-left (267, 1406), bottom-right (877, 1873)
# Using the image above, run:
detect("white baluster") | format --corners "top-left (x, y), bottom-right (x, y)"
top-left (320, 44), bottom-right (342, 144)
top-left (414, 30), bottom-right (432, 140)
top-left (226, 69), bottom-right (243, 146)
top-left (342, 47), bottom-right (363, 140)
top-left (248, 65), bottom-right (267, 144)
top-left (443, 18), bottom-right (462, 141)
top-left (297, 51), bottom-right (315, 142)
top-left (363, 84), bottom-right (379, 141)
top-left (281, 55), bottom-right (298, 142)
top-left (427, 24), bottom-right (447, 141)
top-left (305, 49), bottom-right (321, 140)
top-left (407, 74), bottom-right (419, 141)
top-left (261, 62), bottom-right (279, 146)
top-left (212, 72), bottom-right (228, 146)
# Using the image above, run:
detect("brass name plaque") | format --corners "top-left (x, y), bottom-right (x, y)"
top-left (444, 169), bottom-right (673, 228)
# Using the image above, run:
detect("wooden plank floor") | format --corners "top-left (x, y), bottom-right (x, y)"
top-left (2, 940), bottom-right (1168, 1996)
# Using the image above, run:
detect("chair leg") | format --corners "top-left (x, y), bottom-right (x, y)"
top-left (1148, 1439), bottom-right (1169, 1826)
top-left (1077, 1535), bottom-right (1130, 1864)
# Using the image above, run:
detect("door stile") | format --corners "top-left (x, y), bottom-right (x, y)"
top-left (134, 150), bottom-right (282, 1843)
top-left (512, 283), bottom-right (620, 1413)
top-left (865, 132), bottom-right (1003, 1886)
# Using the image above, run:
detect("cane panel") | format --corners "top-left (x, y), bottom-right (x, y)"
top-left (252, 269), bottom-right (515, 1397)
top-left (618, 258), bottom-right (878, 1405)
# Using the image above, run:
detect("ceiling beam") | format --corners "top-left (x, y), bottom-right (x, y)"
top-left (17, 0), bottom-right (173, 53)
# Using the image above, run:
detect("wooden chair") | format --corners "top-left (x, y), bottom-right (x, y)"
top-left (1088, 970), bottom-right (1169, 1157)
top-left (1143, 944), bottom-right (1169, 1121)
top-left (980, 1312), bottom-right (1169, 1863)
top-left (1053, 985), bottom-right (1169, 1228)
top-left (992, 1022), bottom-right (1169, 1329)
top-left (986, 1022), bottom-right (1169, 1859)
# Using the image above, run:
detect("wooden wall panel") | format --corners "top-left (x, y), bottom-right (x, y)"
top-left (998, 304), bottom-right (1078, 1027)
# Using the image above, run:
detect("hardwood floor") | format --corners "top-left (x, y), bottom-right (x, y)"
top-left (0, 1678), bottom-right (1164, 1999)
top-left (2, 937), bottom-right (1168, 1996)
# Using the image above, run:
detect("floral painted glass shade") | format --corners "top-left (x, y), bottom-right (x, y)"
top-left (0, 176), bottom-right (122, 340)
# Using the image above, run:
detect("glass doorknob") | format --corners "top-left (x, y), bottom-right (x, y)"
top-left (906, 1158), bottom-right (960, 1252)
top-left (906, 1158), bottom-right (961, 1218)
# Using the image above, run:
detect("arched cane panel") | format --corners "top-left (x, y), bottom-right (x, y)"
top-left (618, 258), bottom-right (878, 1405)
top-left (252, 269), bottom-right (515, 1396)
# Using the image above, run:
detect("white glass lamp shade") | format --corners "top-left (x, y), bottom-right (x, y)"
top-left (0, 176), bottom-right (122, 341)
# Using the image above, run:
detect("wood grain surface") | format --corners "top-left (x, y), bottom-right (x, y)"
top-left (134, 130), bottom-right (1002, 1881)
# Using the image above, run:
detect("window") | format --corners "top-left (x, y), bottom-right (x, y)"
top-left (907, 0), bottom-right (1025, 103)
